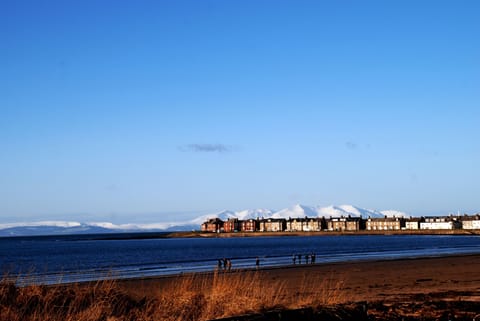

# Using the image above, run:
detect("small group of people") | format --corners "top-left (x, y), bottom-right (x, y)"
top-left (217, 258), bottom-right (232, 271)
top-left (217, 257), bottom-right (261, 271)
top-left (292, 253), bottom-right (316, 265)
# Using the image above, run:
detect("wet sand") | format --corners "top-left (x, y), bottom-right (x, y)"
top-left (119, 254), bottom-right (480, 304)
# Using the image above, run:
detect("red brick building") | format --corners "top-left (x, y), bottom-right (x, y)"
top-left (224, 218), bottom-right (240, 232)
top-left (201, 218), bottom-right (224, 233)
top-left (240, 219), bottom-right (258, 232)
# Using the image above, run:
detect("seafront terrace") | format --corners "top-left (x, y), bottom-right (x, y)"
top-left (201, 214), bottom-right (480, 233)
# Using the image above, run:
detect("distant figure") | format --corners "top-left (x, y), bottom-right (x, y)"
top-left (305, 254), bottom-right (310, 264)
top-left (227, 259), bottom-right (232, 271)
top-left (292, 255), bottom-right (297, 265)
top-left (311, 253), bottom-right (316, 264)
top-left (256, 257), bottom-right (260, 269)
top-left (297, 254), bottom-right (302, 264)
top-left (217, 259), bottom-right (222, 270)
top-left (223, 258), bottom-right (228, 271)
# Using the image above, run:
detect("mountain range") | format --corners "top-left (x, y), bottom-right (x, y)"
top-left (0, 204), bottom-right (409, 236)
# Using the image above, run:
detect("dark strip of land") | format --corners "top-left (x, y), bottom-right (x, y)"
top-left (169, 229), bottom-right (480, 238)
top-left (85, 229), bottom-right (480, 240)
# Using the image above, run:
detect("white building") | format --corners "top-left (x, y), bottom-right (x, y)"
top-left (420, 216), bottom-right (460, 230)
top-left (461, 215), bottom-right (480, 229)
top-left (404, 217), bottom-right (422, 230)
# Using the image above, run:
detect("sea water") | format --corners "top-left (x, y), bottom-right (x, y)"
top-left (1, 234), bottom-right (479, 285)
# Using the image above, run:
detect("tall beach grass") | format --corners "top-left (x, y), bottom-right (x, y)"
top-left (0, 270), bottom-right (345, 321)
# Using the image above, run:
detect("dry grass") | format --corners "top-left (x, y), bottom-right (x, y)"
top-left (0, 270), bottom-right (346, 321)
top-left (294, 272), bottom-right (346, 307)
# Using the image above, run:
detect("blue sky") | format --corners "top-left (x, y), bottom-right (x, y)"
top-left (1, 1), bottom-right (479, 223)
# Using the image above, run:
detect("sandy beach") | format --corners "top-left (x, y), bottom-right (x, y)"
top-left (3, 254), bottom-right (480, 321)
top-left (117, 254), bottom-right (480, 319)
top-left (119, 254), bottom-right (480, 301)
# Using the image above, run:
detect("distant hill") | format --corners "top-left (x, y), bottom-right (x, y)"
top-left (201, 204), bottom-right (408, 221)
top-left (0, 204), bottom-right (410, 237)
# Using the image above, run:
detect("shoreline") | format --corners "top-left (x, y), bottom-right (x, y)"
top-left (86, 229), bottom-right (480, 241)
top-left (2, 229), bottom-right (479, 241)
top-left (6, 253), bottom-right (480, 320)
top-left (29, 251), bottom-right (480, 288)
top-left (12, 249), bottom-right (478, 288)
top-left (114, 253), bottom-right (480, 319)
top-left (120, 251), bottom-right (479, 280)
top-left (117, 253), bottom-right (480, 302)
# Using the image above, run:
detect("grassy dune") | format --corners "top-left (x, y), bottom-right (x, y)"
top-left (0, 271), bottom-right (344, 321)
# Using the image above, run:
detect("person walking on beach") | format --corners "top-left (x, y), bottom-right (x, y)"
top-left (311, 253), bottom-right (316, 264)
top-left (256, 257), bottom-right (260, 269)
top-left (227, 259), bottom-right (232, 271)
top-left (292, 254), bottom-right (296, 265)
top-left (217, 259), bottom-right (222, 271)
top-left (297, 254), bottom-right (302, 264)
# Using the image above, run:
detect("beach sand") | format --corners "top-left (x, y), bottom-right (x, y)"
top-left (117, 254), bottom-right (480, 319)
top-left (120, 254), bottom-right (480, 301)
top-left (4, 254), bottom-right (480, 320)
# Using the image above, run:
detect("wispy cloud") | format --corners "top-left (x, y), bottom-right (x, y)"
top-left (179, 144), bottom-right (232, 153)
top-left (345, 141), bottom-right (358, 150)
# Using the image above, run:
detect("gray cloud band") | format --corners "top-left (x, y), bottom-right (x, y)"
top-left (180, 144), bottom-right (231, 153)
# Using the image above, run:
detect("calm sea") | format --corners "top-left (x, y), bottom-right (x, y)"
top-left (1, 234), bottom-right (479, 285)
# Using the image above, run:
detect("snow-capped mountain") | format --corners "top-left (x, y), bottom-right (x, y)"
top-left (271, 204), bottom-right (320, 219)
top-left (0, 222), bottom-right (113, 236)
top-left (191, 208), bottom-right (274, 224)
top-left (379, 210), bottom-right (409, 218)
top-left (317, 205), bottom-right (384, 218)
top-left (235, 208), bottom-right (274, 220)
top-left (270, 204), bottom-right (407, 219)
top-left (0, 220), bottom-right (200, 237)
top-left (0, 204), bottom-right (409, 236)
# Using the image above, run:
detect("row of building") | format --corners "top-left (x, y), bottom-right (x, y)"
top-left (201, 214), bottom-right (480, 233)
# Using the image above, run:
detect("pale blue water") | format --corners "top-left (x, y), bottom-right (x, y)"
top-left (1, 234), bottom-right (479, 285)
